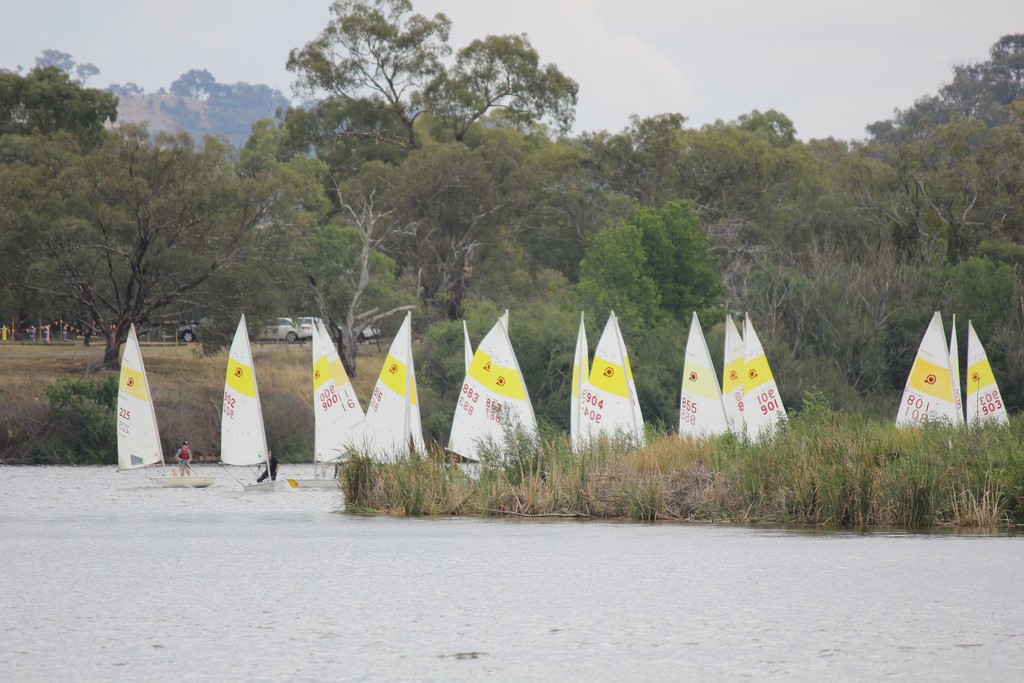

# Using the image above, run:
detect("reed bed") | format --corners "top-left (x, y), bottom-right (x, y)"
top-left (340, 407), bottom-right (1024, 528)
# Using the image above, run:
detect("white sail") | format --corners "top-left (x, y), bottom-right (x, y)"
top-left (313, 319), bottom-right (365, 465)
top-left (722, 315), bottom-right (746, 435)
top-left (570, 312), bottom-right (590, 452)
top-left (965, 321), bottom-right (1009, 426)
top-left (580, 312), bottom-right (645, 445)
top-left (221, 315), bottom-right (269, 466)
top-left (896, 312), bottom-right (960, 427)
top-left (463, 320), bottom-right (473, 372)
top-left (742, 315), bottom-right (786, 440)
top-left (949, 314), bottom-right (965, 425)
top-left (679, 313), bottom-right (729, 438)
top-left (448, 314), bottom-right (537, 461)
top-left (117, 324), bottom-right (163, 471)
top-left (361, 312), bottom-right (426, 461)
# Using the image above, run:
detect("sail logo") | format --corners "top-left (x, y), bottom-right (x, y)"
top-left (688, 371), bottom-right (698, 382)
top-left (496, 376), bottom-right (506, 386)
top-left (972, 372), bottom-right (981, 383)
top-left (234, 367), bottom-right (243, 378)
top-left (604, 367), bottom-right (615, 377)
top-left (924, 374), bottom-right (937, 385)
top-left (748, 369), bottom-right (758, 379)
top-left (126, 377), bottom-right (135, 387)
top-left (388, 363), bottom-right (398, 374)
top-left (314, 369), bottom-right (321, 381)
top-left (483, 362), bottom-right (492, 372)
top-left (729, 370), bottom-right (738, 381)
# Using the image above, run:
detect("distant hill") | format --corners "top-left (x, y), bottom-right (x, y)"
top-left (114, 80), bottom-right (290, 148)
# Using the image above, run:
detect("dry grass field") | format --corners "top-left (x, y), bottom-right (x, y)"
top-left (0, 340), bottom-right (387, 462)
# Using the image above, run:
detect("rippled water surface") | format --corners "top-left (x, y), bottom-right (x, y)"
top-left (1, 465), bottom-right (1022, 681)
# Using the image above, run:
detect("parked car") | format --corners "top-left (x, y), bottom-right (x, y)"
top-left (296, 316), bottom-right (321, 341)
top-left (258, 317), bottom-right (300, 343)
top-left (358, 325), bottom-right (382, 343)
top-left (178, 321), bottom-right (199, 342)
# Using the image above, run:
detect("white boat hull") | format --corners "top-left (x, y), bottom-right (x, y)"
top-left (242, 480), bottom-right (288, 492)
top-left (150, 476), bottom-right (215, 488)
top-left (285, 478), bottom-right (339, 489)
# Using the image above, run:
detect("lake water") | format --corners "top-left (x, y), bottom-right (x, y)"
top-left (1, 465), bottom-right (1021, 681)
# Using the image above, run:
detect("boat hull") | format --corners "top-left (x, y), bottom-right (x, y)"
top-left (150, 476), bottom-right (215, 488)
top-left (285, 478), bottom-right (339, 489)
top-left (242, 480), bottom-right (288, 492)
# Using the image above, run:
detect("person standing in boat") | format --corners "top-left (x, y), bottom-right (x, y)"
top-left (256, 450), bottom-right (279, 482)
top-left (175, 440), bottom-right (192, 476)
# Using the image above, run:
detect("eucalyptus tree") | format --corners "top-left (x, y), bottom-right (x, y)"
top-left (420, 33), bottom-right (578, 141)
top-left (0, 67), bottom-right (117, 149)
top-left (392, 142), bottom-right (504, 320)
top-left (286, 0), bottom-right (577, 150)
top-left (584, 113), bottom-right (689, 208)
top-left (0, 125), bottom-right (316, 368)
top-left (304, 160), bottom-right (413, 376)
top-left (505, 137), bottom-right (633, 282)
top-left (286, 0), bottom-right (453, 150)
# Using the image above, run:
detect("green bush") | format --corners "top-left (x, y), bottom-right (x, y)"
top-left (33, 376), bottom-right (118, 464)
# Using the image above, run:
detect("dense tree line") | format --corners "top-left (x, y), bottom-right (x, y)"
top-left (3, 0), bottom-right (1023, 444)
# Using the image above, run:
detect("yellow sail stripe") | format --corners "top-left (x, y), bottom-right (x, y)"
top-left (329, 356), bottom-right (351, 386)
top-left (379, 353), bottom-right (408, 397)
top-left (683, 361), bottom-right (719, 400)
top-left (908, 357), bottom-right (953, 401)
top-left (966, 359), bottom-right (996, 395)
top-left (723, 357), bottom-right (745, 393)
top-left (120, 367), bottom-right (148, 401)
top-left (744, 354), bottom-right (775, 393)
top-left (226, 358), bottom-right (257, 398)
top-left (468, 351), bottom-right (527, 400)
top-left (589, 356), bottom-right (630, 398)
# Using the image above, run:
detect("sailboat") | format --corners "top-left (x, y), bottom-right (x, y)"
top-left (679, 312), bottom-right (729, 439)
top-left (948, 315), bottom-right (965, 425)
top-left (220, 315), bottom-right (277, 490)
top-left (288, 320), bottom-right (366, 489)
top-left (360, 312), bottom-right (426, 461)
top-left (117, 324), bottom-right (213, 488)
top-left (741, 315), bottom-right (786, 441)
top-left (896, 312), bottom-right (960, 427)
top-left (965, 321), bottom-right (1009, 426)
top-left (448, 312), bottom-right (537, 464)
top-left (580, 311), bottom-right (645, 446)
top-left (722, 315), bottom-right (746, 436)
top-left (570, 312), bottom-right (590, 453)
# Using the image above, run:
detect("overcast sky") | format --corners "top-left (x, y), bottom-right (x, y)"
top-left (2, 1), bottom-right (1022, 141)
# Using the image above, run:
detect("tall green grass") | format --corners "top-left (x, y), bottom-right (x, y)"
top-left (340, 404), bottom-right (1024, 528)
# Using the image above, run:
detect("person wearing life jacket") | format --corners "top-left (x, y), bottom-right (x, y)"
top-left (175, 440), bottom-right (192, 476)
